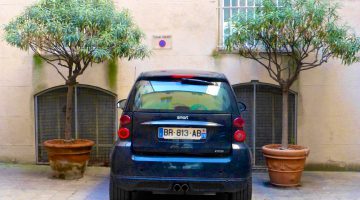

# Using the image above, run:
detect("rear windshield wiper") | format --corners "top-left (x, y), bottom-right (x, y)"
top-left (180, 78), bottom-right (215, 85)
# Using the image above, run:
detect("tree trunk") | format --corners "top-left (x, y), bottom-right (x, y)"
top-left (281, 89), bottom-right (289, 149)
top-left (64, 83), bottom-right (75, 141)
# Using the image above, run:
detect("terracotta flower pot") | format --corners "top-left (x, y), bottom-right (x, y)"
top-left (44, 139), bottom-right (95, 180)
top-left (262, 144), bottom-right (310, 187)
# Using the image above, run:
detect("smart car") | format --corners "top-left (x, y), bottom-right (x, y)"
top-left (110, 70), bottom-right (252, 200)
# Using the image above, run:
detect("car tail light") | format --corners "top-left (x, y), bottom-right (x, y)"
top-left (171, 74), bottom-right (194, 79)
top-left (118, 128), bottom-right (130, 139)
top-left (234, 130), bottom-right (246, 142)
top-left (233, 116), bottom-right (246, 143)
top-left (233, 117), bottom-right (245, 128)
top-left (118, 115), bottom-right (131, 140)
top-left (120, 115), bottom-right (131, 126)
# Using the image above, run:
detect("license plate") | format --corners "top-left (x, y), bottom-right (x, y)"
top-left (158, 127), bottom-right (207, 140)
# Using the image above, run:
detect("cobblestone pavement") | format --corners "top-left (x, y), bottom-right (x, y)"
top-left (0, 163), bottom-right (359, 200)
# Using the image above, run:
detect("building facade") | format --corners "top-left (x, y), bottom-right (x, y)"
top-left (0, 0), bottom-right (359, 169)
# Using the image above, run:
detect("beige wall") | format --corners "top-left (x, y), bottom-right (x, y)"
top-left (0, 0), bottom-right (359, 169)
top-left (0, 0), bottom-right (35, 163)
top-left (0, 0), bottom-right (113, 163)
top-left (297, 0), bottom-right (360, 169)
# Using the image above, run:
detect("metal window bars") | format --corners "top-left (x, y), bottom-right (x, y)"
top-left (232, 81), bottom-right (297, 168)
top-left (35, 85), bottom-right (117, 166)
top-left (219, 0), bottom-right (282, 48)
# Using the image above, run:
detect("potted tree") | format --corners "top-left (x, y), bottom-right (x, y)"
top-left (4, 0), bottom-right (148, 179)
top-left (226, 0), bottom-right (359, 186)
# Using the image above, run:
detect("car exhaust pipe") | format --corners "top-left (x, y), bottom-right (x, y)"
top-left (173, 184), bottom-right (182, 192)
top-left (181, 184), bottom-right (189, 192)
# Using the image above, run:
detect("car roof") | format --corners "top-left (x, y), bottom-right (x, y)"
top-left (139, 70), bottom-right (227, 80)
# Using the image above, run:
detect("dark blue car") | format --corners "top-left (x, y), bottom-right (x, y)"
top-left (110, 70), bottom-right (252, 200)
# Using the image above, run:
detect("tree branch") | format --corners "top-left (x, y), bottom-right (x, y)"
top-left (30, 44), bottom-right (68, 81)
top-left (241, 46), bottom-right (279, 82)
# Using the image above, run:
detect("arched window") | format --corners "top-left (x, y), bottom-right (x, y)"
top-left (233, 81), bottom-right (297, 167)
top-left (35, 85), bottom-right (117, 166)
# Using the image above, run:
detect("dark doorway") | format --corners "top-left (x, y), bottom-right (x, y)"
top-left (233, 81), bottom-right (297, 167)
top-left (35, 85), bottom-right (117, 166)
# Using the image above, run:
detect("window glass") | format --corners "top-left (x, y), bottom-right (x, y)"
top-left (240, 0), bottom-right (246, 6)
top-left (133, 80), bottom-right (235, 113)
top-left (224, 8), bottom-right (230, 21)
top-left (221, 0), bottom-right (278, 45)
top-left (248, 0), bottom-right (255, 6)
top-left (232, 0), bottom-right (238, 7)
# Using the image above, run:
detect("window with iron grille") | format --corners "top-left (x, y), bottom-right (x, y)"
top-left (219, 0), bottom-right (283, 47)
top-left (35, 85), bottom-right (117, 166)
top-left (233, 81), bottom-right (297, 167)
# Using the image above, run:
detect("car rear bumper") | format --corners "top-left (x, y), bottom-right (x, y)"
top-left (110, 141), bottom-right (252, 194)
top-left (110, 175), bottom-right (251, 194)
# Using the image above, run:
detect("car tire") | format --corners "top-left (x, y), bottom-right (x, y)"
top-left (229, 178), bottom-right (252, 200)
top-left (110, 178), bottom-right (132, 200)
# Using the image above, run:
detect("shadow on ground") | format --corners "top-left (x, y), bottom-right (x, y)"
top-left (2, 165), bottom-right (360, 200)
top-left (134, 192), bottom-right (227, 200)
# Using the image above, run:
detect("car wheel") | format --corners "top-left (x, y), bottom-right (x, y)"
top-left (229, 178), bottom-right (252, 200)
top-left (110, 178), bottom-right (132, 200)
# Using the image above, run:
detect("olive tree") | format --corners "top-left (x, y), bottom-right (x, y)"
top-left (4, 0), bottom-right (148, 141)
top-left (226, 0), bottom-right (360, 149)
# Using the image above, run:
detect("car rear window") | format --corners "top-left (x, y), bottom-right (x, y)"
top-left (132, 79), bottom-right (236, 113)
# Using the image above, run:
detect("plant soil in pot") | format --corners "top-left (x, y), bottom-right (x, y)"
top-left (44, 139), bottom-right (95, 180)
top-left (262, 144), bottom-right (310, 187)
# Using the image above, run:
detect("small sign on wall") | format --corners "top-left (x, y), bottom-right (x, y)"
top-left (153, 35), bottom-right (172, 50)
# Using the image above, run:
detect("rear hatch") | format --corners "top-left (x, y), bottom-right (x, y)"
top-left (132, 113), bottom-right (232, 155)
top-left (129, 77), bottom-right (238, 156)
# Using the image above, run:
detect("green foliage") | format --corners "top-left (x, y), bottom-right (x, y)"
top-left (211, 49), bottom-right (221, 59)
top-left (4, 0), bottom-right (149, 141)
top-left (32, 54), bottom-right (46, 91)
top-left (33, 54), bottom-right (43, 70)
top-left (4, 0), bottom-right (148, 82)
top-left (226, 0), bottom-right (360, 88)
top-left (225, 0), bottom-right (360, 149)
top-left (107, 59), bottom-right (118, 90)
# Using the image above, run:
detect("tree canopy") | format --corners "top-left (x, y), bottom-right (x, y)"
top-left (4, 0), bottom-right (148, 84)
top-left (226, 0), bottom-right (360, 90)
top-left (225, 0), bottom-right (360, 149)
top-left (4, 0), bottom-right (148, 141)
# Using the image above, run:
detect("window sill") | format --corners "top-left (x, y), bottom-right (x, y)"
top-left (215, 45), bottom-right (292, 55)
top-left (215, 46), bottom-right (267, 55)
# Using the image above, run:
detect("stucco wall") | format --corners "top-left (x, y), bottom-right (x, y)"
top-left (0, 0), bottom-right (113, 163)
top-left (297, 0), bottom-right (360, 170)
top-left (0, 0), bottom-right (36, 163)
top-left (0, 0), bottom-right (359, 169)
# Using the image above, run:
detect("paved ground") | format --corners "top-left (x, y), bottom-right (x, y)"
top-left (0, 163), bottom-right (359, 200)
